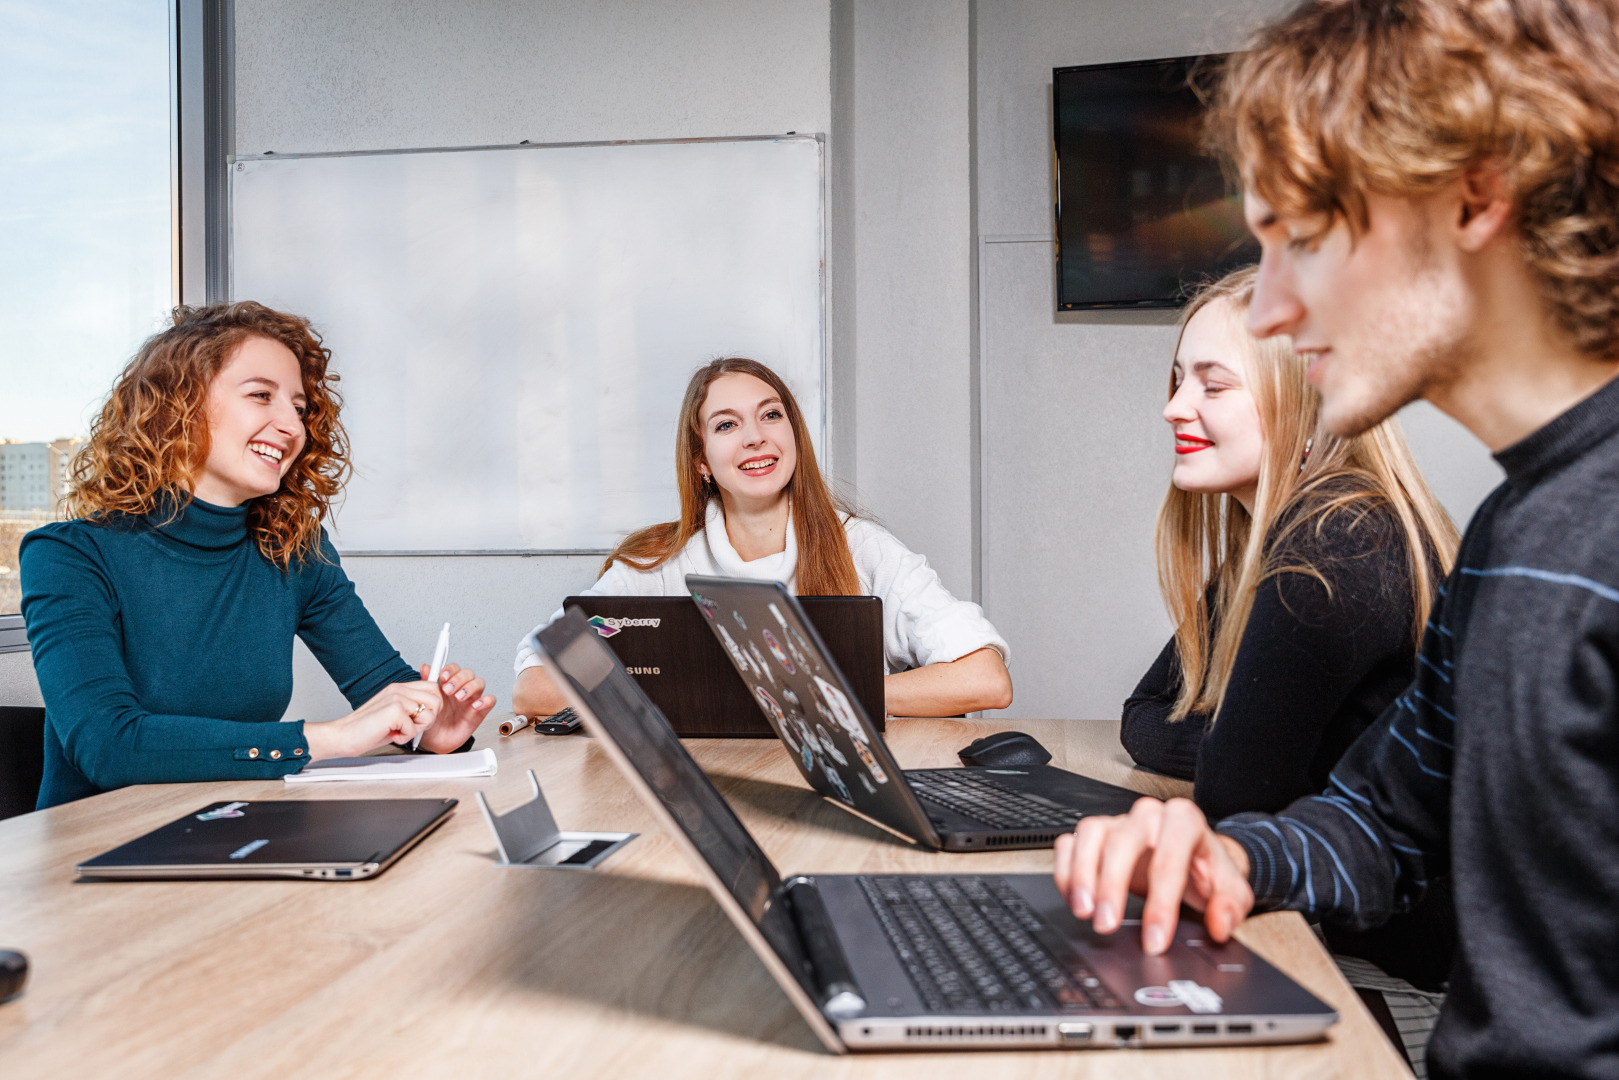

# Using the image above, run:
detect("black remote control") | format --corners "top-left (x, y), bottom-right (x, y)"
top-left (535, 708), bottom-right (582, 735)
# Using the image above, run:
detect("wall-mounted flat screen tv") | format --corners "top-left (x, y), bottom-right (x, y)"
top-left (1054, 55), bottom-right (1258, 310)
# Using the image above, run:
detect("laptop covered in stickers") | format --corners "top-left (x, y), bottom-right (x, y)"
top-left (685, 576), bottom-right (1144, 852)
top-left (561, 594), bottom-right (884, 737)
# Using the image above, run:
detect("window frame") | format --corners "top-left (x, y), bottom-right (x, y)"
top-left (0, 1), bottom-right (230, 619)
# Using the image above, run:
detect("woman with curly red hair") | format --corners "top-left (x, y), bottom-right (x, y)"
top-left (21, 302), bottom-right (495, 808)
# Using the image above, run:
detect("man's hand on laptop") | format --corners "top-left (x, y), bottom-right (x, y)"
top-left (1053, 797), bottom-right (1254, 956)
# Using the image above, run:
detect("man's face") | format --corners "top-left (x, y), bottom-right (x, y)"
top-left (1244, 189), bottom-right (1473, 436)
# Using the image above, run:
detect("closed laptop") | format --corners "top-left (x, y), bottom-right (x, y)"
top-left (75, 797), bottom-right (456, 881)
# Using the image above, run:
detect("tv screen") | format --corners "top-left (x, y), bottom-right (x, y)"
top-left (1053, 55), bottom-right (1258, 309)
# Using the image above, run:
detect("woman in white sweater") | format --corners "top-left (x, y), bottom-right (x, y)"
top-left (512, 357), bottom-right (1012, 718)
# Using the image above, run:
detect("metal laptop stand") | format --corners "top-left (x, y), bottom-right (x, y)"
top-left (475, 770), bottom-right (635, 870)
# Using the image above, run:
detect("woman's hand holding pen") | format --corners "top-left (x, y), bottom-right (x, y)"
top-left (304, 681), bottom-right (444, 760)
top-left (413, 662), bottom-right (495, 753)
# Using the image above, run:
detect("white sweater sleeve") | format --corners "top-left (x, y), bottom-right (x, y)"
top-left (512, 559), bottom-right (665, 672)
top-left (847, 519), bottom-right (1010, 673)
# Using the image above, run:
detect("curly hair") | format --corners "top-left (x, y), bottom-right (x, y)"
top-left (63, 302), bottom-right (348, 570)
top-left (1209, 0), bottom-right (1619, 360)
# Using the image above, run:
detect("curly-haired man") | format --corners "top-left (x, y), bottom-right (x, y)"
top-left (1055, 3), bottom-right (1619, 1077)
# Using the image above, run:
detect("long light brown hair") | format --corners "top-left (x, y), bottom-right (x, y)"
top-left (1160, 267), bottom-right (1458, 722)
top-left (605, 357), bottom-right (860, 595)
top-left (63, 302), bottom-right (348, 570)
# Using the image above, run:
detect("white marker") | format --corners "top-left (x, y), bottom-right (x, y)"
top-left (413, 622), bottom-right (451, 749)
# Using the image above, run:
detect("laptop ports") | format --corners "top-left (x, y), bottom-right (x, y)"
top-left (1113, 1024), bottom-right (1138, 1044)
top-left (1056, 1021), bottom-right (1092, 1044)
top-left (1151, 1024), bottom-right (1182, 1035)
top-left (1226, 1022), bottom-right (1253, 1035)
top-left (1191, 1023), bottom-right (1219, 1035)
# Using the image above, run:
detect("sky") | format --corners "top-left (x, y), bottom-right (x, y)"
top-left (0, 1), bottom-right (172, 445)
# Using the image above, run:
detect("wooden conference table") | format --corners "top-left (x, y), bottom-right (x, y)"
top-left (0, 717), bottom-right (1410, 1079)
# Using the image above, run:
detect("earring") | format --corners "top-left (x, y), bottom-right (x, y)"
top-left (1300, 437), bottom-right (1314, 472)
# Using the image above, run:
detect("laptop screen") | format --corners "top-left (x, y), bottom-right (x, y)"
top-left (684, 575), bottom-right (940, 847)
top-left (538, 610), bottom-right (816, 996)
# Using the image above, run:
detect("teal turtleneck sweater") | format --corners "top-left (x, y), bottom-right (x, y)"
top-left (20, 498), bottom-right (416, 808)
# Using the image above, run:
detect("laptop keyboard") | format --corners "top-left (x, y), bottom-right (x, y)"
top-left (857, 875), bottom-right (1122, 1014)
top-left (905, 769), bottom-right (1081, 830)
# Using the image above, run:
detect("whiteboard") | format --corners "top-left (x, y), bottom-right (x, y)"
top-left (230, 136), bottom-right (824, 552)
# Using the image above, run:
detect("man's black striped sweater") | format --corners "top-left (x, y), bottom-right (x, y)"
top-left (1219, 374), bottom-right (1619, 1080)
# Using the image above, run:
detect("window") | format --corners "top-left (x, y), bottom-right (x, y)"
top-left (0, 1), bottom-right (174, 613)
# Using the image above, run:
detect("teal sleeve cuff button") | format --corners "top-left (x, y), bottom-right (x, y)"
top-left (248, 748), bottom-right (259, 759)
top-left (293, 748), bottom-right (304, 756)
top-left (269, 749), bottom-right (282, 760)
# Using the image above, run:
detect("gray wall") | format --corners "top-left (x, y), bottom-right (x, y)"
top-left (227, 0), bottom-right (1506, 725)
top-left (0, 651), bottom-right (42, 707)
top-left (842, 1), bottom-right (976, 595)
top-left (235, 0), bottom-right (831, 155)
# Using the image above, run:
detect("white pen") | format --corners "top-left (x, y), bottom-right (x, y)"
top-left (414, 622), bottom-right (451, 750)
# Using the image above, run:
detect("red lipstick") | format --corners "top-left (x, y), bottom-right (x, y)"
top-left (1175, 435), bottom-right (1213, 455)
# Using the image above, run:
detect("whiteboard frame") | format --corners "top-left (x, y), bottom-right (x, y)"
top-left (228, 133), bottom-right (828, 557)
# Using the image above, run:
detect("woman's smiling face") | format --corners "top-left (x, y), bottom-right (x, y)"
top-left (1164, 300), bottom-right (1265, 510)
top-left (697, 372), bottom-right (798, 509)
top-left (193, 335), bottom-right (308, 507)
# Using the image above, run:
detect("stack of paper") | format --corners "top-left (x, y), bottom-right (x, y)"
top-left (284, 747), bottom-right (499, 784)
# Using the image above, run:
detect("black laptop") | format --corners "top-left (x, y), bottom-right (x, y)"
top-left (75, 798), bottom-right (457, 880)
top-left (684, 576), bottom-right (1144, 851)
top-left (562, 595), bottom-right (885, 737)
top-left (539, 610), bottom-right (1338, 1051)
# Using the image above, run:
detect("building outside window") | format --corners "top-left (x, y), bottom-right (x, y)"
top-left (0, 1), bottom-right (173, 613)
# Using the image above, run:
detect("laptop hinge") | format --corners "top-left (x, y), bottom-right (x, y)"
top-left (784, 877), bottom-right (867, 1019)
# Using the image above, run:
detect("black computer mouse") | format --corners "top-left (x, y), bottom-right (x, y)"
top-left (0, 950), bottom-right (28, 1004)
top-left (957, 731), bottom-right (1053, 769)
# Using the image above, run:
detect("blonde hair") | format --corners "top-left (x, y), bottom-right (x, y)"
top-left (1159, 267), bottom-right (1459, 722)
top-left (604, 358), bottom-right (860, 596)
top-left (1209, 0), bottom-right (1619, 360)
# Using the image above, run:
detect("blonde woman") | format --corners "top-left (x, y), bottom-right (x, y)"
top-left (513, 357), bottom-right (1011, 719)
top-left (1121, 267), bottom-right (1459, 1005)
top-left (1124, 266), bottom-right (1457, 814)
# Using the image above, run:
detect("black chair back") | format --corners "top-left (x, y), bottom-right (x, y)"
top-left (0, 707), bottom-right (45, 820)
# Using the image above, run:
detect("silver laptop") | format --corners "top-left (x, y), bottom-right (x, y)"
top-left (685, 575), bottom-right (1143, 851)
top-left (75, 798), bottom-right (457, 880)
top-left (539, 611), bottom-right (1337, 1051)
